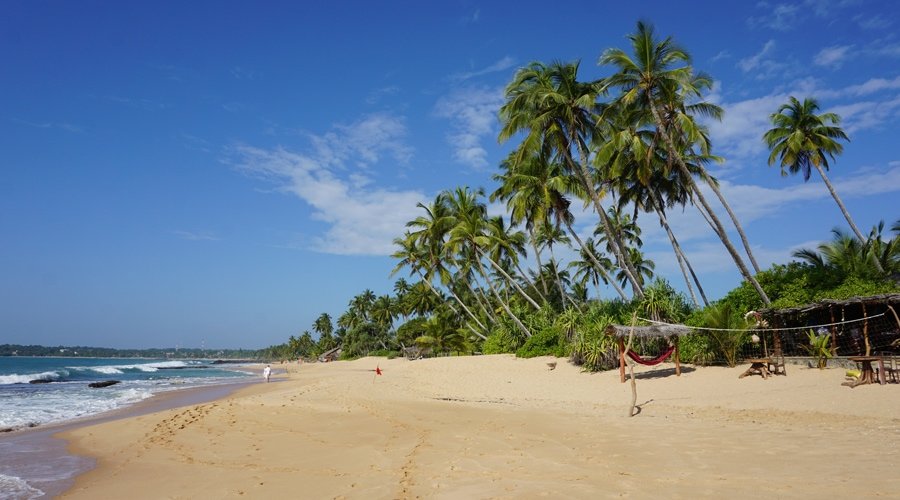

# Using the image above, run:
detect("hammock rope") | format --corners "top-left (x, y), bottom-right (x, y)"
top-left (626, 345), bottom-right (676, 366)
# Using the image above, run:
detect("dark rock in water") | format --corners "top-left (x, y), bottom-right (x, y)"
top-left (29, 379), bottom-right (53, 384)
top-left (89, 380), bottom-right (121, 388)
top-left (0, 427), bottom-right (13, 433)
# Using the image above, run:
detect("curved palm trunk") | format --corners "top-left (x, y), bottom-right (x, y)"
top-left (707, 179), bottom-right (762, 273)
top-left (566, 137), bottom-right (644, 298)
top-left (648, 101), bottom-right (771, 306)
top-left (481, 250), bottom-right (542, 310)
top-left (659, 211), bottom-right (699, 307)
top-left (514, 261), bottom-right (549, 306)
top-left (418, 269), bottom-right (488, 338)
top-left (563, 220), bottom-right (629, 300)
top-left (475, 253), bottom-right (532, 337)
top-left (814, 163), bottom-right (883, 273)
top-left (529, 228), bottom-right (550, 297)
top-left (464, 278), bottom-right (500, 325)
top-left (546, 246), bottom-right (569, 308)
top-left (649, 195), bottom-right (708, 307)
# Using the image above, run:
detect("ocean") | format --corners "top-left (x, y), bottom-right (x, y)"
top-left (0, 357), bottom-right (254, 499)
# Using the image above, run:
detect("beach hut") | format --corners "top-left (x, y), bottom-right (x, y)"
top-left (318, 346), bottom-right (342, 363)
top-left (760, 294), bottom-right (900, 358)
top-left (606, 324), bottom-right (692, 383)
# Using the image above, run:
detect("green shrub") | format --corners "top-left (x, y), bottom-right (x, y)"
top-left (515, 326), bottom-right (566, 358)
top-left (482, 329), bottom-right (521, 354)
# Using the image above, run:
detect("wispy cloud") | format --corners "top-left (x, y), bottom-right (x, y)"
top-left (813, 44), bottom-right (853, 68)
top-left (180, 133), bottom-right (212, 153)
top-left (231, 114), bottom-right (425, 256)
top-left (450, 56), bottom-right (517, 82)
top-left (642, 164), bottom-right (900, 246)
top-left (462, 8), bottom-right (481, 24)
top-left (230, 66), bottom-right (259, 80)
top-left (829, 94), bottom-right (900, 133)
top-left (709, 75), bottom-right (900, 161)
top-left (853, 13), bottom-right (892, 30)
top-left (12, 118), bottom-right (83, 133)
top-left (433, 86), bottom-right (505, 170)
top-left (710, 50), bottom-right (731, 63)
top-left (737, 40), bottom-right (784, 79)
top-left (104, 95), bottom-right (169, 110)
top-left (308, 113), bottom-right (413, 169)
top-left (747, 3), bottom-right (800, 31)
top-left (748, 0), bottom-right (859, 30)
top-left (365, 85), bottom-right (400, 105)
top-left (174, 230), bottom-right (219, 241)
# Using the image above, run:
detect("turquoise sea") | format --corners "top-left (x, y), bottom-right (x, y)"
top-left (0, 357), bottom-right (253, 498)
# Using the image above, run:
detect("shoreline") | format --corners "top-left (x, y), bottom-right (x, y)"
top-left (0, 365), bottom-right (272, 498)
top-left (57, 355), bottom-right (900, 498)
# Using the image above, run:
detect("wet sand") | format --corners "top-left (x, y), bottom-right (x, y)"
top-left (0, 373), bottom-right (262, 497)
top-left (59, 355), bottom-right (900, 498)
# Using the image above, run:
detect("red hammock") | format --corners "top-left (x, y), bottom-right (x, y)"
top-left (626, 345), bottom-right (676, 366)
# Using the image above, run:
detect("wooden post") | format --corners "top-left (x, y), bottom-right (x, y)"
top-left (863, 303), bottom-right (870, 356)
top-left (673, 336), bottom-right (681, 376)
top-left (829, 305), bottom-right (837, 353)
top-left (618, 336), bottom-right (626, 383)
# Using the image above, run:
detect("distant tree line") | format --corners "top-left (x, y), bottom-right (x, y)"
top-left (0, 344), bottom-right (261, 359)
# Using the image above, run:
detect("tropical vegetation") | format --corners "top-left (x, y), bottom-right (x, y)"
top-left (260, 21), bottom-right (898, 369)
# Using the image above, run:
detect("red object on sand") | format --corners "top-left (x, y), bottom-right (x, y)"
top-left (375, 366), bottom-right (382, 375)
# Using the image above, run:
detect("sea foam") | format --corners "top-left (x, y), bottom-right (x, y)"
top-left (0, 473), bottom-right (44, 500)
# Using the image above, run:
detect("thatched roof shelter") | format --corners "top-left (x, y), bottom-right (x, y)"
top-left (605, 324), bottom-right (693, 338)
top-left (760, 294), bottom-right (900, 357)
top-left (760, 294), bottom-right (900, 318)
top-left (606, 323), bottom-right (688, 382)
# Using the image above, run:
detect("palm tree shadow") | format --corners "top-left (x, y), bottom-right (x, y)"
top-left (632, 366), bottom-right (696, 380)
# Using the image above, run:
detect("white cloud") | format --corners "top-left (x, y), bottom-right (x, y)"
top-left (854, 13), bottom-right (892, 30)
top-left (708, 91), bottom-right (790, 159)
top-left (433, 86), bottom-right (505, 170)
top-left (829, 94), bottom-right (900, 133)
top-left (749, 0), bottom-right (860, 30)
top-left (174, 230), bottom-right (219, 241)
top-left (813, 45), bottom-right (853, 68)
top-left (230, 66), bottom-right (259, 80)
top-left (451, 56), bottom-right (517, 82)
top-left (709, 76), bottom-right (900, 161)
top-left (308, 113), bottom-right (413, 169)
top-left (710, 50), bottom-right (731, 63)
top-left (13, 118), bottom-right (83, 133)
top-left (365, 85), bottom-right (400, 105)
top-left (641, 164), bottom-right (900, 246)
top-left (736, 40), bottom-right (785, 79)
top-left (748, 3), bottom-right (800, 31)
top-left (231, 114), bottom-right (426, 256)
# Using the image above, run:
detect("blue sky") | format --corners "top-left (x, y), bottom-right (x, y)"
top-left (2, 0), bottom-right (898, 349)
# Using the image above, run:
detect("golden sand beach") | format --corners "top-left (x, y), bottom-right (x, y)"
top-left (59, 355), bottom-right (900, 498)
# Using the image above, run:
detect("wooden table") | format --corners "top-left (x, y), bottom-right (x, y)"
top-left (739, 358), bottom-right (771, 379)
top-left (843, 356), bottom-right (885, 387)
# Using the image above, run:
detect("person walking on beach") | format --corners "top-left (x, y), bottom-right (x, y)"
top-left (263, 364), bottom-right (272, 383)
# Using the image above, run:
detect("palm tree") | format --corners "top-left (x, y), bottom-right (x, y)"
top-left (569, 237), bottom-right (624, 300)
top-left (445, 187), bottom-right (533, 337)
top-left (313, 313), bottom-right (334, 351)
top-left (794, 226), bottom-right (897, 279)
top-left (763, 97), bottom-right (878, 272)
top-left (484, 215), bottom-right (544, 309)
top-left (599, 21), bottom-right (770, 305)
top-left (499, 61), bottom-right (645, 297)
top-left (597, 99), bottom-right (709, 306)
top-left (391, 230), bottom-right (488, 338)
top-left (616, 248), bottom-right (655, 290)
